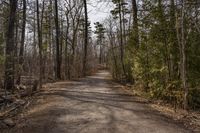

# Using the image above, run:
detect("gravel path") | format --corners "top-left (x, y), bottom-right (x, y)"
top-left (3, 70), bottom-right (192, 133)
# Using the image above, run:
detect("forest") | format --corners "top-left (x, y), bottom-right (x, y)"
top-left (0, 0), bottom-right (200, 132)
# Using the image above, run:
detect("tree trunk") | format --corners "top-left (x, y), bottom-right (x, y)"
top-left (132, 0), bottom-right (139, 48)
top-left (181, 0), bottom-right (188, 110)
top-left (60, 14), bottom-right (63, 77)
top-left (36, 0), bottom-right (43, 89)
top-left (83, 0), bottom-right (88, 76)
top-left (4, 0), bottom-right (18, 91)
top-left (48, 0), bottom-right (53, 78)
top-left (119, 1), bottom-right (126, 79)
top-left (54, 0), bottom-right (61, 80)
top-left (65, 11), bottom-right (70, 79)
top-left (17, 0), bottom-right (26, 85)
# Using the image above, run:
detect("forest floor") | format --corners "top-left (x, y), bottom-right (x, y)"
top-left (1, 70), bottom-right (195, 133)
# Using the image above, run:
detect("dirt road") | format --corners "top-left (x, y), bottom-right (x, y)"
top-left (3, 71), bottom-right (192, 133)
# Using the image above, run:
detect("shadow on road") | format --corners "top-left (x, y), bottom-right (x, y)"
top-left (3, 71), bottom-right (192, 133)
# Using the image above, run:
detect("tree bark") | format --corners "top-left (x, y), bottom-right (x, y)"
top-left (36, 0), bottom-right (43, 89)
top-left (83, 0), bottom-right (88, 76)
top-left (54, 0), bottom-right (61, 80)
top-left (4, 0), bottom-right (18, 91)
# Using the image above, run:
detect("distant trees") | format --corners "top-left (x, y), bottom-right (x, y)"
top-left (94, 22), bottom-right (106, 64)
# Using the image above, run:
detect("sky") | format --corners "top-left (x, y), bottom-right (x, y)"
top-left (87, 0), bottom-right (114, 31)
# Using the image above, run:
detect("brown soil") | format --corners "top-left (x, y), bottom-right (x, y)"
top-left (2, 71), bottom-right (193, 133)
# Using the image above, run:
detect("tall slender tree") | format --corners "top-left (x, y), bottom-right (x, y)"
top-left (82, 0), bottom-right (88, 76)
top-left (17, 0), bottom-right (26, 85)
top-left (54, 0), bottom-right (61, 79)
top-left (181, 0), bottom-right (188, 110)
top-left (36, 0), bottom-right (43, 88)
